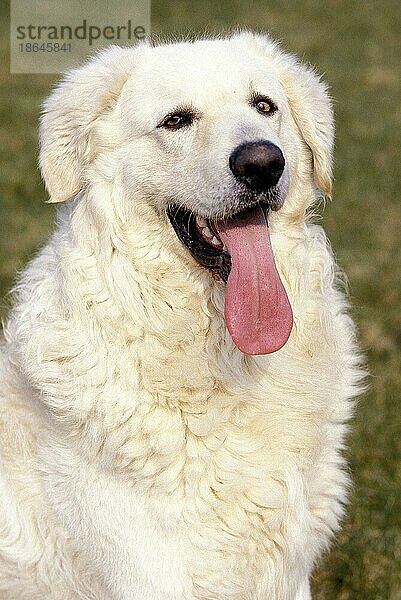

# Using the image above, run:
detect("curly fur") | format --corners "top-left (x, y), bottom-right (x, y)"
top-left (0, 32), bottom-right (364, 599)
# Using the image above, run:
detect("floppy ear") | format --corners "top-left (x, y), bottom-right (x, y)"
top-left (39, 45), bottom-right (141, 203)
top-left (243, 33), bottom-right (334, 197)
top-left (276, 54), bottom-right (334, 197)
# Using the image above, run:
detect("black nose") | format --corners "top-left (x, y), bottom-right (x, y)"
top-left (229, 141), bottom-right (285, 191)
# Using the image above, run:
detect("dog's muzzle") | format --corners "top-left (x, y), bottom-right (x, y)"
top-left (229, 141), bottom-right (285, 192)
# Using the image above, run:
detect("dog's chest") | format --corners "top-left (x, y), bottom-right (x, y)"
top-left (42, 344), bottom-right (337, 599)
top-left (133, 410), bottom-right (313, 599)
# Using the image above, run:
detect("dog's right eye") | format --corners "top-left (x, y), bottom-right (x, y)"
top-left (159, 112), bottom-right (194, 130)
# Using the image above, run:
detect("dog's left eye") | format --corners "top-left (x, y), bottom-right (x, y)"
top-left (252, 97), bottom-right (277, 115)
top-left (159, 113), bottom-right (194, 130)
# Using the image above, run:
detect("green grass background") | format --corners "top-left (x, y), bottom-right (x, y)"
top-left (1, 1), bottom-right (400, 597)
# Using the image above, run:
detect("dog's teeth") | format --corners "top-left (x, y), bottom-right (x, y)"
top-left (196, 216), bottom-right (208, 228)
top-left (203, 227), bottom-right (212, 238)
top-left (211, 236), bottom-right (222, 246)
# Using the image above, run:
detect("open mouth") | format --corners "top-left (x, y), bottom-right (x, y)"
top-left (167, 203), bottom-right (293, 356)
top-left (166, 204), bottom-right (234, 282)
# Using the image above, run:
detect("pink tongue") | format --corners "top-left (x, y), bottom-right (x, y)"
top-left (215, 206), bottom-right (293, 355)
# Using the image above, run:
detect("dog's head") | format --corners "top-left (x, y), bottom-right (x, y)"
top-left (39, 33), bottom-right (334, 355)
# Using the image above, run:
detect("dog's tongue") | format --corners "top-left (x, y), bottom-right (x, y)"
top-left (215, 206), bottom-right (293, 355)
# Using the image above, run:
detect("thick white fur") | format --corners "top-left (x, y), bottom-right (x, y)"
top-left (0, 33), bottom-right (363, 599)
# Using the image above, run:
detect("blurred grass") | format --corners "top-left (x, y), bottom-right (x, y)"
top-left (1, 1), bottom-right (401, 597)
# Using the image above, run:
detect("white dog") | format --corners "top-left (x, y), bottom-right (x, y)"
top-left (0, 33), bottom-right (363, 599)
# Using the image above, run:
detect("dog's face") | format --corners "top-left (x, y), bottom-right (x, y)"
top-left (39, 33), bottom-right (334, 355)
top-left (119, 39), bottom-right (291, 218)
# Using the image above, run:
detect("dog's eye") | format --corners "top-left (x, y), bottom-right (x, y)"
top-left (253, 97), bottom-right (277, 115)
top-left (256, 101), bottom-right (272, 113)
top-left (160, 113), bottom-right (194, 130)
